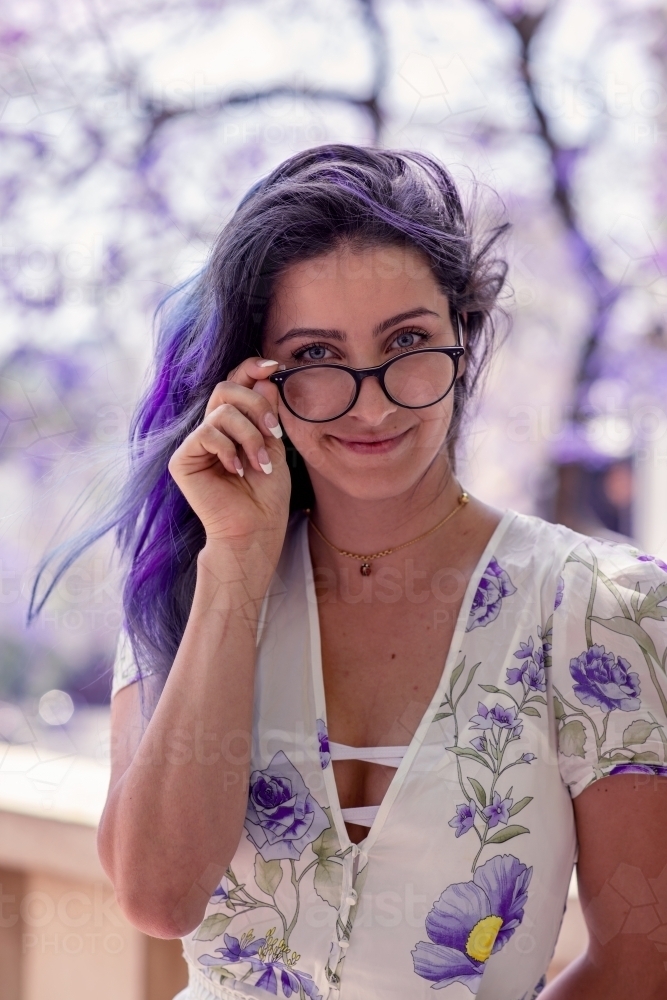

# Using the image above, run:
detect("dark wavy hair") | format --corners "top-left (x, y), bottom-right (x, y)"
top-left (28, 144), bottom-right (509, 695)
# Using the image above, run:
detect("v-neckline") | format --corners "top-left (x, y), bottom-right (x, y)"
top-left (301, 507), bottom-right (516, 856)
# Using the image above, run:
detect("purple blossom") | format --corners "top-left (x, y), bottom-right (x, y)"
top-left (521, 753), bottom-right (537, 763)
top-left (513, 636), bottom-right (535, 659)
top-left (471, 735), bottom-right (487, 754)
top-left (637, 554), bottom-right (667, 573)
top-left (316, 718), bottom-right (330, 769)
top-left (200, 933), bottom-right (264, 965)
top-left (471, 702), bottom-right (523, 736)
top-left (506, 638), bottom-right (546, 692)
top-left (482, 792), bottom-right (513, 829)
top-left (199, 934), bottom-right (323, 999)
top-left (211, 878), bottom-right (230, 902)
top-left (254, 961), bottom-right (322, 998)
top-left (609, 762), bottom-right (667, 777)
top-left (412, 854), bottom-right (533, 992)
top-left (245, 751), bottom-right (330, 861)
top-left (570, 645), bottom-right (641, 713)
top-left (554, 576), bottom-right (565, 610)
top-left (466, 558), bottom-right (517, 631)
top-left (448, 800), bottom-right (477, 837)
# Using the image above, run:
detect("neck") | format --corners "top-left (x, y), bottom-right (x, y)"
top-left (306, 455), bottom-right (461, 554)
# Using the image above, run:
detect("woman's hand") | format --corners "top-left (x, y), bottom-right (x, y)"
top-left (168, 358), bottom-right (291, 546)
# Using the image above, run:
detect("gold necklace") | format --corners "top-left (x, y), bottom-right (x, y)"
top-left (306, 490), bottom-right (469, 576)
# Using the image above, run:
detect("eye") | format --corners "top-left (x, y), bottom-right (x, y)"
top-left (391, 329), bottom-right (430, 351)
top-left (292, 342), bottom-right (336, 363)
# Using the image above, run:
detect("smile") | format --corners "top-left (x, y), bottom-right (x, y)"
top-left (327, 427), bottom-right (413, 455)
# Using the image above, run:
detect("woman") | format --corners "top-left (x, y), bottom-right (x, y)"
top-left (74, 146), bottom-right (666, 999)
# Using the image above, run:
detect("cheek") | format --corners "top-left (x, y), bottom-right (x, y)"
top-left (280, 407), bottom-right (328, 469)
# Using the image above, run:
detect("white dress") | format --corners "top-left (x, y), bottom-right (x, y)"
top-left (111, 510), bottom-right (667, 1000)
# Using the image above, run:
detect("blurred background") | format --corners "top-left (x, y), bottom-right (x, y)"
top-left (0, 0), bottom-right (665, 997)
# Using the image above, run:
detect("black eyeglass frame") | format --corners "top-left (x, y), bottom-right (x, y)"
top-left (268, 312), bottom-right (465, 423)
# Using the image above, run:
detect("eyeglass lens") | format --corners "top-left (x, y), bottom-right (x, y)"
top-left (282, 352), bottom-right (456, 421)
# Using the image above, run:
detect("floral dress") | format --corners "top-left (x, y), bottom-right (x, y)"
top-left (110, 509), bottom-right (667, 1000)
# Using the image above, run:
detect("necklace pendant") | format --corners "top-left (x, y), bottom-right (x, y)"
top-left (360, 562), bottom-right (372, 577)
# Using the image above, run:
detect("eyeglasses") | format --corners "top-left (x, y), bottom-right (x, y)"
top-left (268, 313), bottom-right (465, 423)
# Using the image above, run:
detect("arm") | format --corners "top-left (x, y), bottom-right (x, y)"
top-left (98, 541), bottom-right (276, 939)
top-left (541, 772), bottom-right (667, 999)
top-left (97, 358), bottom-right (290, 939)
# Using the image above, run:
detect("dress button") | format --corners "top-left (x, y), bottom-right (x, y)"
top-left (344, 889), bottom-right (357, 906)
top-left (339, 939), bottom-right (350, 949)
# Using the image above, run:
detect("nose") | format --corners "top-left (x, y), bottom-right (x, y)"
top-left (348, 373), bottom-right (398, 425)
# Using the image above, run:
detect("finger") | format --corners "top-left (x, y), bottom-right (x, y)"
top-left (204, 381), bottom-right (282, 439)
top-left (227, 356), bottom-right (281, 389)
top-left (179, 424), bottom-right (244, 478)
top-left (205, 403), bottom-right (274, 475)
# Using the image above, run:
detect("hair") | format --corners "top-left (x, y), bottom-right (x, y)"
top-left (28, 144), bottom-right (509, 696)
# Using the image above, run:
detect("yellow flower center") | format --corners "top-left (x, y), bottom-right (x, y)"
top-left (465, 915), bottom-right (503, 963)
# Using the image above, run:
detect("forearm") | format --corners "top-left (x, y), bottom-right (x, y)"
top-left (102, 539), bottom-right (276, 936)
top-left (541, 951), bottom-right (666, 1000)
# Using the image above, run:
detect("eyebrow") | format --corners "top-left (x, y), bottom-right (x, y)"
top-left (273, 308), bottom-right (441, 345)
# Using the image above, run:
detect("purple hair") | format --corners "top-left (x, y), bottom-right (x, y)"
top-left (29, 144), bottom-right (508, 693)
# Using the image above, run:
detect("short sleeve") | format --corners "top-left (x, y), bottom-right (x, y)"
top-left (551, 537), bottom-right (667, 797)
top-left (110, 628), bottom-right (156, 699)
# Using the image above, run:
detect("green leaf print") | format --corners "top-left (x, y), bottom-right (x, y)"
top-left (485, 824), bottom-right (530, 845)
top-left (193, 913), bottom-right (234, 941)
top-left (467, 777), bottom-right (487, 808)
top-left (311, 812), bottom-right (340, 862)
top-left (509, 796), bottom-right (533, 817)
top-left (622, 719), bottom-right (663, 747)
top-left (313, 858), bottom-right (344, 907)
top-left (255, 856), bottom-right (283, 898)
top-left (558, 720), bottom-right (587, 758)
top-left (636, 583), bottom-right (667, 623)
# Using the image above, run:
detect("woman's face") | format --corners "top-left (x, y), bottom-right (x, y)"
top-left (262, 242), bottom-right (464, 502)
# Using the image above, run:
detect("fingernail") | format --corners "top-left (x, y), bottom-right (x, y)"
top-left (233, 457), bottom-right (244, 477)
top-left (258, 360), bottom-right (279, 368)
top-left (264, 412), bottom-right (283, 438)
top-left (258, 447), bottom-right (272, 474)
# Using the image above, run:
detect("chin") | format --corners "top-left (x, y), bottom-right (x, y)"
top-left (306, 452), bottom-right (443, 502)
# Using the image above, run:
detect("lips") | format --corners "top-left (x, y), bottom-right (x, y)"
top-left (327, 427), bottom-right (413, 455)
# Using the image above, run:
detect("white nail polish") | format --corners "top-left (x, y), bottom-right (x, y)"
top-left (258, 360), bottom-right (279, 368)
top-left (236, 466), bottom-right (244, 477)
top-left (268, 423), bottom-right (283, 439)
top-left (259, 460), bottom-right (273, 475)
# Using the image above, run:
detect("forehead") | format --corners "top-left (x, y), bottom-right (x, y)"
top-left (264, 243), bottom-right (448, 335)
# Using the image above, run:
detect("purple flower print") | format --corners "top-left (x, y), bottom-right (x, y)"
top-left (199, 934), bottom-right (323, 999)
top-left (245, 751), bottom-right (330, 861)
top-left (211, 877), bottom-right (230, 902)
top-left (637, 553), bottom-right (667, 573)
top-left (482, 792), bottom-right (512, 829)
top-left (554, 575), bottom-right (565, 610)
top-left (471, 735), bottom-right (487, 754)
top-left (609, 762), bottom-right (667, 777)
top-left (470, 703), bottom-right (523, 737)
top-left (254, 962), bottom-right (322, 998)
top-left (570, 645), bottom-right (641, 713)
top-left (412, 854), bottom-right (532, 992)
top-left (521, 753), bottom-right (537, 763)
top-left (200, 932), bottom-right (265, 965)
top-left (448, 800), bottom-right (477, 838)
top-left (506, 637), bottom-right (546, 692)
top-left (466, 559), bottom-right (517, 632)
top-left (316, 718), bottom-right (330, 769)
